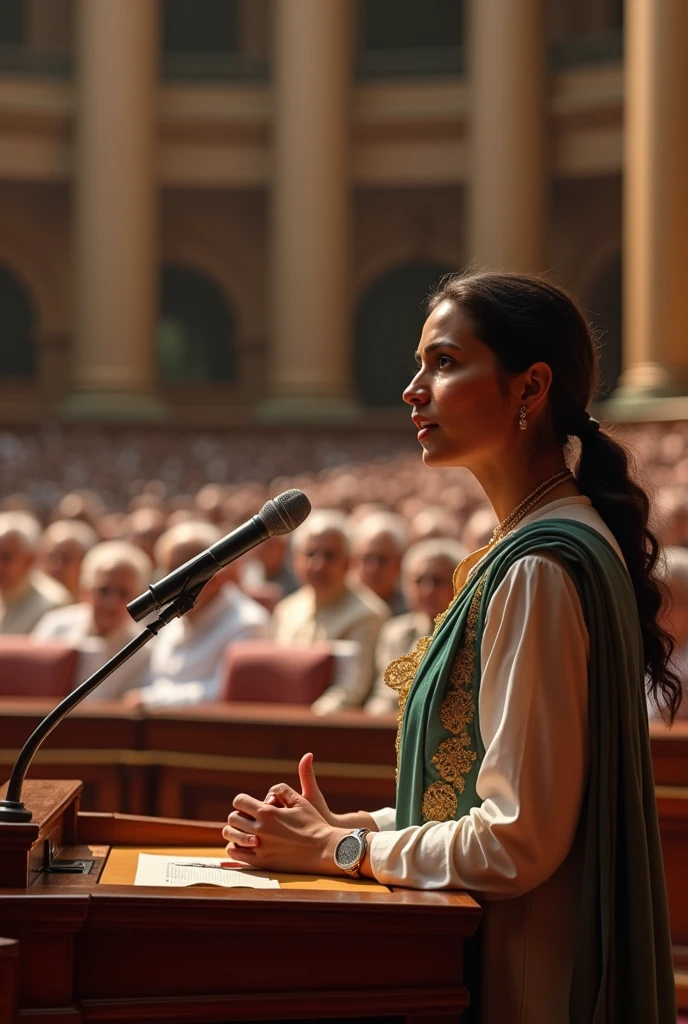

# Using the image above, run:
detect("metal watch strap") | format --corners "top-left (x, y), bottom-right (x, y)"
top-left (335, 827), bottom-right (371, 878)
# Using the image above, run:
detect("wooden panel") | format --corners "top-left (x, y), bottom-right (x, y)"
top-left (0, 699), bottom-right (141, 750)
top-left (657, 787), bottom-right (688, 947)
top-left (0, 893), bottom-right (89, 1010)
top-left (77, 812), bottom-right (227, 848)
top-left (0, 937), bottom-right (19, 1024)
top-left (0, 801), bottom-right (481, 1022)
top-left (154, 763), bottom-right (395, 821)
top-left (651, 722), bottom-right (688, 787)
top-left (0, 700), bottom-right (398, 817)
top-left (0, 701), bottom-right (142, 815)
top-left (77, 887), bottom-right (479, 1016)
top-left (0, 779), bottom-right (82, 887)
top-left (144, 704), bottom-right (397, 819)
top-left (142, 703), bottom-right (397, 763)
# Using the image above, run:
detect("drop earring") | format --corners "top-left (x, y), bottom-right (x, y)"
top-left (519, 406), bottom-right (527, 431)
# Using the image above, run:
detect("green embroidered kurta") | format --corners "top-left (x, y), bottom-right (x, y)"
top-left (396, 519), bottom-right (676, 1024)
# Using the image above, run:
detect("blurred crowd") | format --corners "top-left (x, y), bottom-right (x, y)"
top-left (1, 420), bottom-right (688, 719)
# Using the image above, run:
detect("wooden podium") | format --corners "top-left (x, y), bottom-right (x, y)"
top-left (0, 779), bottom-right (481, 1023)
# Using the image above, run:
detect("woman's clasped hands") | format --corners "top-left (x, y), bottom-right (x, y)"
top-left (222, 752), bottom-right (352, 876)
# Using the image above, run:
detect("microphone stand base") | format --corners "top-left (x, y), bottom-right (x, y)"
top-left (0, 800), bottom-right (32, 822)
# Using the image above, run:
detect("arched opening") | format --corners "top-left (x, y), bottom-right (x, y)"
top-left (360, 0), bottom-right (463, 50)
top-left (162, 0), bottom-right (239, 53)
top-left (587, 253), bottom-right (622, 397)
top-left (548, 0), bottom-right (623, 65)
top-left (160, 0), bottom-right (266, 80)
top-left (355, 262), bottom-right (453, 408)
top-left (358, 0), bottom-right (463, 77)
top-left (0, 265), bottom-right (36, 378)
top-left (0, 1), bottom-right (23, 45)
top-left (157, 265), bottom-right (236, 385)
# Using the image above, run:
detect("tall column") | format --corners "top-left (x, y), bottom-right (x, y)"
top-left (261, 0), bottom-right (355, 422)
top-left (614, 0), bottom-right (688, 402)
top-left (468, 0), bottom-right (547, 271)
top-left (64, 0), bottom-right (162, 421)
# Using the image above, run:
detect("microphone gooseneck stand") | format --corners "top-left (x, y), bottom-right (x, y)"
top-left (0, 585), bottom-right (204, 823)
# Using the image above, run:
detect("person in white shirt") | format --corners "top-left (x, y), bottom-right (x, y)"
top-left (272, 510), bottom-right (389, 713)
top-left (365, 537), bottom-right (467, 715)
top-left (38, 519), bottom-right (98, 602)
top-left (33, 540), bottom-right (153, 701)
top-left (222, 272), bottom-right (677, 1024)
top-left (349, 512), bottom-right (408, 615)
top-left (0, 512), bottom-right (71, 634)
top-left (129, 520), bottom-right (269, 707)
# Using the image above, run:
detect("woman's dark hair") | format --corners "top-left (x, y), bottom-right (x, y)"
top-left (429, 270), bottom-right (682, 723)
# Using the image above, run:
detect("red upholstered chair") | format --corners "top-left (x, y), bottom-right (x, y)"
top-left (0, 637), bottom-right (79, 698)
top-left (220, 641), bottom-right (335, 704)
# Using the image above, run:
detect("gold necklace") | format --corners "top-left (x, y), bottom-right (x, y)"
top-left (491, 468), bottom-right (574, 543)
top-left (451, 468), bottom-right (574, 594)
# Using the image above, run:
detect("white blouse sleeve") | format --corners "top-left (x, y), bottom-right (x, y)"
top-left (368, 553), bottom-right (590, 897)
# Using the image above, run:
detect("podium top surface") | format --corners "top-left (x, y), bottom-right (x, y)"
top-left (100, 846), bottom-right (390, 892)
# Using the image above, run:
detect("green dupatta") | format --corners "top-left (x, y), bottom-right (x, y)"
top-left (393, 519), bottom-right (675, 1024)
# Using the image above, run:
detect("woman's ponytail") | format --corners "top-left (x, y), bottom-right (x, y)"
top-left (575, 426), bottom-right (682, 722)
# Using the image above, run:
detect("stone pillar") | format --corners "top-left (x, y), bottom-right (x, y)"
top-left (614, 0), bottom-right (688, 402)
top-left (65, 0), bottom-right (162, 421)
top-left (468, 0), bottom-right (547, 271)
top-left (261, 0), bottom-right (355, 422)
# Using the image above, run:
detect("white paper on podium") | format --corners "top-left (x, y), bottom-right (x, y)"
top-left (134, 854), bottom-right (280, 889)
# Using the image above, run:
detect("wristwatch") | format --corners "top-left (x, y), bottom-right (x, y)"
top-left (334, 828), bottom-right (371, 877)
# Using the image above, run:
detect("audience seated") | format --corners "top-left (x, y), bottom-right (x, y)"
top-left (365, 537), bottom-right (468, 715)
top-left (462, 505), bottom-right (499, 551)
top-left (124, 506), bottom-right (168, 562)
top-left (272, 510), bottom-right (389, 713)
top-left (33, 540), bottom-right (153, 701)
top-left (52, 490), bottom-right (106, 531)
top-left (1, 422), bottom-right (687, 719)
top-left (240, 534), bottom-right (298, 597)
top-left (0, 512), bottom-right (71, 634)
top-left (350, 512), bottom-right (408, 615)
top-left (408, 504), bottom-right (462, 543)
top-left (132, 521), bottom-right (269, 707)
top-left (38, 519), bottom-right (98, 601)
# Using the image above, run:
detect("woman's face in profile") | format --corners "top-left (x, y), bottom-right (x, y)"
top-left (403, 299), bottom-right (517, 470)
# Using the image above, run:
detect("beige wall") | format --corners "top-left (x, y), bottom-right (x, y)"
top-left (2, 0), bottom-right (682, 425)
top-left (0, 176), bottom-right (624, 424)
top-left (353, 186), bottom-right (464, 298)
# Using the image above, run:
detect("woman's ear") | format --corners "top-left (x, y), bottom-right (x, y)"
top-left (516, 361), bottom-right (553, 413)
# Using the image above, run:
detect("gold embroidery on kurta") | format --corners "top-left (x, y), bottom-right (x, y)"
top-left (384, 569), bottom-right (486, 796)
top-left (421, 781), bottom-right (457, 822)
top-left (384, 634), bottom-right (433, 775)
top-left (432, 736), bottom-right (474, 791)
top-left (422, 575), bottom-right (487, 822)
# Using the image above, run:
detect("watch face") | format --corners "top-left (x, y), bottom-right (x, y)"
top-left (335, 834), bottom-right (362, 869)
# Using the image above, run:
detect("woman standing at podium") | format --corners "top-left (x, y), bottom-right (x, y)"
top-left (224, 272), bottom-right (679, 1024)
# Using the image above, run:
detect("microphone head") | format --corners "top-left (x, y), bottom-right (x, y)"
top-left (259, 489), bottom-right (311, 537)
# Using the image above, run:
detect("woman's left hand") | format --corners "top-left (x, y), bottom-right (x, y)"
top-left (223, 782), bottom-right (347, 875)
